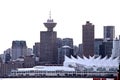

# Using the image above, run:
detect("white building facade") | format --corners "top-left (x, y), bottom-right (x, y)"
top-left (112, 37), bottom-right (120, 58)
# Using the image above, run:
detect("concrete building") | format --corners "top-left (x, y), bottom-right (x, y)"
top-left (9, 66), bottom-right (75, 77)
top-left (1, 48), bottom-right (12, 63)
top-left (82, 21), bottom-right (94, 58)
top-left (0, 59), bottom-right (24, 77)
top-left (112, 36), bottom-right (120, 58)
top-left (24, 55), bottom-right (35, 68)
top-left (39, 14), bottom-right (58, 65)
top-left (5, 53), bottom-right (11, 63)
top-left (104, 26), bottom-right (115, 41)
top-left (56, 38), bottom-right (62, 48)
top-left (11, 40), bottom-right (27, 60)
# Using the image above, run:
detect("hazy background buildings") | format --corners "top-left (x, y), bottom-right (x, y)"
top-left (0, 0), bottom-right (120, 78)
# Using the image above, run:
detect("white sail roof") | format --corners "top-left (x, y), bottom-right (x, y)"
top-left (63, 55), bottom-right (119, 68)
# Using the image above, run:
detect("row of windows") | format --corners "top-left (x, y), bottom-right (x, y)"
top-left (10, 72), bottom-right (117, 77)
top-left (12, 71), bottom-right (76, 73)
top-left (11, 70), bottom-right (117, 74)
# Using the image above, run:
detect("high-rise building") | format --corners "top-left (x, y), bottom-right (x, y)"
top-left (104, 26), bottom-right (115, 40)
top-left (11, 40), bottom-right (27, 60)
top-left (99, 26), bottom-right (115, 58)
top-left (62, 38), bottom-right (73, 48)
top-left (39, 13), bottom-right (58, 65)
top-left (76, 44), bottom-right (83, 57)
top-left (82, 21), bottom-right (94, 58)
top-left (99, 40), bottom-right (113, 58)
top-left (33, 42), bottom-right (40, 57)
top-left (57, 38), bottom-right (74, 65)
top-left (94, 39), bottom-right (103, 56)
top-left (58, 45), bottom-right (73, 65)
top-left (5, 53), bottom-right (11, 63)
top-left (112, 36), bottom-right (120, 58)
top-left (56, 38), bottom-right (62, 48)
top-left (2, 48), bottom-right (12, 63)
top-left (73, 45), bottom-right (79, 56)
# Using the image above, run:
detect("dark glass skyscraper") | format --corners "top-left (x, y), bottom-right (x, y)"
top-left (82, 21), bottom-right (94, 58)
top-left (99, 40), bottom-right (113, 58)
top-left (39, 14), bottom-right (58, 65)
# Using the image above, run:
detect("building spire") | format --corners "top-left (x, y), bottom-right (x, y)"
top-left (49, 11), bottom-right (51, 20)
top-left (47, 11), bottom-right (53, 23)
top-left (44, 11), bottom-right (57, 31)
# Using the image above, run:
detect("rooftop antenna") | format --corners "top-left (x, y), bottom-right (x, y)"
top-left (49, 11), bottom-right (51, 20)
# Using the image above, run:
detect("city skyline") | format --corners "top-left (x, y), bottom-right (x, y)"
top-left (0, 0), bottom-right (120, 54)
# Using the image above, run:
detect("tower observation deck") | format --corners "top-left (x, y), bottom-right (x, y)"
top-left (43, 11), bottom-right (57, 31)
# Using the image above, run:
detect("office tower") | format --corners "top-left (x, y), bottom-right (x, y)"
top-left (99, 40), bottom-right (113, 58)
top-left (104, 26), bottom-right (115, 40)
top-left (94, 39), bottom-right (103, 56)
top-left (57, 38), bottom-right (74, 65)
top-left (2, 48), bottom-right (12, 63)
top-left (5, 53), bottom-right (11, 63)
top-left (62, 38), bottom-right (73, 48)
top-left (0, 55), bottom-right (4, 64)
top-left (33, 42), bottom-right (40, 65)
top-left (56, 38), bottom-right (62, 48)
top-left (11, 40), bottom-right (27, 60)
top-left (33, 42), bottom-right (40, 57)
top-left (73, 45), bottom-right (79, 56)
top-left (82, 21), bottom-right (94, 58)
top-left (39, 14), bottom-right (58, 65)
top-left (76, 44), bottom-right (83, 57)
top-left (101, 26), bottom-right (115, 58)
top-left (112, 36), bottom-right (120, 58)
top-left (58, 45), bottom-right (73, 65)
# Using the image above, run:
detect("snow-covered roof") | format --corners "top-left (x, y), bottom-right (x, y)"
top-left (17, 66), bottom-right (75, 72)
top-left (62, 45), bottom-right (71, 48)
top-left (63, 55), bottom-right (119, 68)
top-left (13, 58), bottom-right (24, 62)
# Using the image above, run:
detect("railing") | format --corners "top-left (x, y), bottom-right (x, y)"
top-left (7, 71), bottom-right (118, 78)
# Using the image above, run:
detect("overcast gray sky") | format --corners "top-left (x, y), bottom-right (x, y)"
top-left (0, 0), bottom-right (120, 54)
